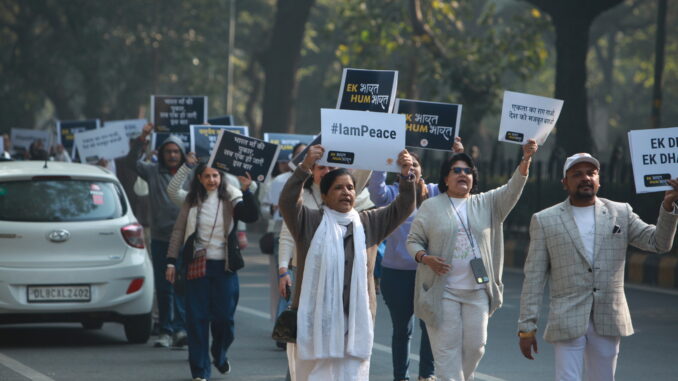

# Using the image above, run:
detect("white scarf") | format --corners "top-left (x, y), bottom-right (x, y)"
top-left (297, 206), bottom-right (373, 360)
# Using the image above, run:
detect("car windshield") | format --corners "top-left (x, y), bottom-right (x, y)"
top-left (0, 179), bottom-right (126, 222)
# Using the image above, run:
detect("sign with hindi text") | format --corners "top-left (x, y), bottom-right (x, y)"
top-left (74, 126), bottom-right (128, 164)
top-left (628, 127), bottom-right (678, 193)
top-left (264, 133), bottom-right (314, 162)
top-left (104, 119), bottom-right (147, 140)
top-left (57, 119), bottom-right (100, 158)
top-left (10, 128), bottom-right (52, 151)
top-left (208, 130), bottom-right (280, 182)
top-left (151, 95), bottom-right (207, 133)
top-left (336, 68), bottom-right (398, 113)
top-left (191, 125), bottom-right (249, 159)
top-left (208, 115), bottom-right (235, 126)
top-left (498, 90), bottom-right (563, 145)
top-left (319, 108), bottom-right (405, 172)
top-left (395, 99), bottom-right (462, 150)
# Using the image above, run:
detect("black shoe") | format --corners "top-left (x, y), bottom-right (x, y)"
top-left (214, 359), bottom-right (230, 374)
top-left (276, 341), bottom-right (286, 350)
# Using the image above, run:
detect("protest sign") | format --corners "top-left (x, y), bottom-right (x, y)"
top-left (628, 127), bottom-right (678, 193)
top-left (208, 130), bottom-right (280, 182)
top-left (208, 115), bottom-right (235, 125)
top-left (0, 136), bottom-right (4, 154)
top-left (74, 126), bottom-right (128, 164)
top-left (394, 99), bottom-right (462, 151)
top-left (288, 135), bottom-right (321, 170)
top-left (57, 119), bottom-right (100, 157)
top-left (264, 133), bottom-right (315, 162)
top-left (336, 68), bottom-right (398, 113)
top-left (318, 108), bottom-right (405, 172)
top-left (10, 128), bottom-right (52, 151)
top-left (190, 125), bottom-right (249, 159)
top-left (151, 95), bottom-right (207, 133)
top-left (151, 132), bottom-right (191, 153)
top-left (104, 119), bottom-right (147, 139)
top-left (498, 90), bottom-right (563, 145)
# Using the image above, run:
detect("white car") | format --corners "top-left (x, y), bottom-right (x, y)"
top-left (0, 161), bottom-right (154, 343)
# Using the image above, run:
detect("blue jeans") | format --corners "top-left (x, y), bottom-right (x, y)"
top-left (185, 260), bottom-right (239, 380)
top-left (274, 237), bottom-right (290, 318)
top-left (151, 239), bottom-right (186, 335)
top-left (381, 267), bottom-right (435, 380)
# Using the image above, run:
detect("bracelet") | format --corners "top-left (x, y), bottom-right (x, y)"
top-left (278, 271), bottom-right (289, 279)
top-left (167, 264), bottom-right (175, 268)
top-left (416, 252), bottom-right (427, 263)
top-left (518, 330), bottom-right (536, 339)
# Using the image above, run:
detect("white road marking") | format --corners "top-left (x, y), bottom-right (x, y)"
top-left (0, 352), bottom-right (56, 381)
top-left (236, 304), bottom-right (508, 381)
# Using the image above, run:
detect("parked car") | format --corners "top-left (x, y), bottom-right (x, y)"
top-left (0, 161), bottom-right (154, 343)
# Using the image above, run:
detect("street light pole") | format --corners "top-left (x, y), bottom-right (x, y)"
top-left (226, 0), bottom-right (236, 115)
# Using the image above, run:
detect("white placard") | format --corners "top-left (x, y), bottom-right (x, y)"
top-left (74, 126), bottom-right (128, 164)
top-left (104, 119), bottom-right (147, 139)
top-left (628, 127), bottom-right (678, 193)
top-left (10, 128), bottom-right (51, 151)
top-left (498, 90), bottom-right (563, 145)
top-left (319, 108), bottom-right (406, 172)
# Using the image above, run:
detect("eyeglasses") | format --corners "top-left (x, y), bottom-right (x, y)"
top-left (451, 167), bottom-right (472, 175)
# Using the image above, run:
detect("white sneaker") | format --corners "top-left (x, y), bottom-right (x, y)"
top-left (153, 333), bottom-right (172, 348)
top-left (191, 378), bottom-right (206, 381)
top-left (172, 330), bottom-right (188, 348)
top-left (418, 377), bottom-right (437, 381)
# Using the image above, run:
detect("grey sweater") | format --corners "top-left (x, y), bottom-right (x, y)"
top-left (279, 166), bottom-right (415, 320)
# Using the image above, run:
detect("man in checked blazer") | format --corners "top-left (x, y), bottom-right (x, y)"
top-left (517, 153), bottom-right (678, 381)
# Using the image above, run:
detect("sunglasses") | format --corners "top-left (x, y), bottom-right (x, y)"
top-left (451, 167), bottom-right (472, 175)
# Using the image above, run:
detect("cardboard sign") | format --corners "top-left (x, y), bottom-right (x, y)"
top-left (498, 90), bottom-right (563, 145)
top-left (151, 132), bottom-right (191, 153)
top-left (74, 126), bottom-right (128, 164)
top-left (264, 133), bottom-right (315, 162)
top-left (104, 119), bottom-right (147, 139)
top-left (336, 68), bottom-right (398, 113)
top-left (190, 125), bottom-right (249, 159)
top-left (151, 95), bottom-right (208, 133)
top-left (57, 119), bottom-right (100, 157)
top-left (319, 108), bottom-right (405, 172)
top-left (208, 130), bottom-right (280, 182)
top-left (628, 127), bottom-right (678, 193)
top-left (395, 99), bottom-right (462, 151)
top-left (10, 128), bottom-right (52, 151)
top-left (208, 115), bottom-right (235, 125)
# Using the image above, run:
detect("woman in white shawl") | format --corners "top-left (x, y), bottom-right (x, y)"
top-left (278, 145), bottom-right (416, 381)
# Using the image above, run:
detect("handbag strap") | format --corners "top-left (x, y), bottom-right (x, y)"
top-left (195, 199), bottom-right (221, 255)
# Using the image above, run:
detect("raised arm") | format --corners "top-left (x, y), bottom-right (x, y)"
top-left (167, 155), bottom-right (196, 207)
top-left (279, 145), bottom-right (321, 240)
top-left (361, 150), bottom-right (416, 246)
top-left (368, 171), bottom-right (398, 207)
top-left (486, 139), bottom-right (537, 220)
top-left (125, 123), bottom-right (154, 180)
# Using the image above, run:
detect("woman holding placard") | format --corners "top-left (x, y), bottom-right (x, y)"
top-left (407, 139), bottom-right (537, 381)
top-left (278, 144), bottom-right (415, 381)
top-left (165, 161), bottom-right (258, 381)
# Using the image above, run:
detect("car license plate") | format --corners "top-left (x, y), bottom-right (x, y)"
top-left (27, 285), bottom-right (91, 302)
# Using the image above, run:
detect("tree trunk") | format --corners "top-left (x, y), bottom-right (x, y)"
top-left (259, 0), bottom-right (316, 135)
top-left (651, 0), bottom-right (667, 129)
top-left (553, 15), bottom-right (595, 155)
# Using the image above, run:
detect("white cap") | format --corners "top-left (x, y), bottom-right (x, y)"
top-left (562, 153), bottom-right (600, 178)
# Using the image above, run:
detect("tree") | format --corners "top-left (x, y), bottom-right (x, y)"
top-left (524, 0), bottom-right (623, 155)
top-left (258, 0), bottom-right (317, 134)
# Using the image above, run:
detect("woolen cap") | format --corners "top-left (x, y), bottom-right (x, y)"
top-left (563, 153), bottom-right (600, 178)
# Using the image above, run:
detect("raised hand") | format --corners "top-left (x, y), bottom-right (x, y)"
top-left (452, 136), bottom-right (464, 153)
top-left (301, 144), bottom-right (324, 170)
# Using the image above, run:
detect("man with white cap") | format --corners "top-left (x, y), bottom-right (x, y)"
top-left (517, 152), bottom-right (678, 380)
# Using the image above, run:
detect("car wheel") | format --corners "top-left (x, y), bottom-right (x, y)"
top-left (81, 320), bottom-right (104, 330)
top-left (123, 313), bottom-right (152, 344)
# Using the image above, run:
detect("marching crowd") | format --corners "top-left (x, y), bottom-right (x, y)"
top-left (2, 123), bottom-right (678, 381)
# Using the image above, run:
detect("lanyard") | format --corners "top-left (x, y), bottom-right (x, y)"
top-left (448, 197), bottom-right (479, 259)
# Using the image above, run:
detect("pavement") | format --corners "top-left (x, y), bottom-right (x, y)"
top-left (1, 233), bottom-right (678, 380)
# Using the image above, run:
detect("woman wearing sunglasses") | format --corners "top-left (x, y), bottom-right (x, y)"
top-left (407, 139), bottom-right (538, 381)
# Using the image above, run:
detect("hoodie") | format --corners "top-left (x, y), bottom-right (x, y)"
top-left (125, 135), bottom-right (186, 241)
